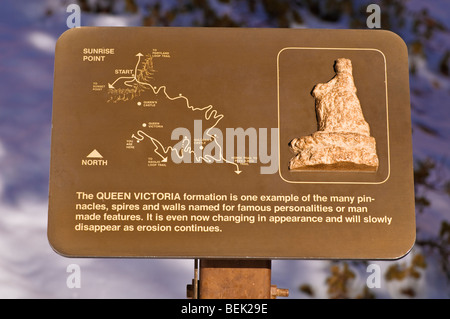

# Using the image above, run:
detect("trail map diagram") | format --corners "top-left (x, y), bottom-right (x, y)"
top-left (104, 51), bottom-right (242, 174)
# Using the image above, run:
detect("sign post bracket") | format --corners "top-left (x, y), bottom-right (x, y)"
top-left (187, 259), bottom-right (289, 299)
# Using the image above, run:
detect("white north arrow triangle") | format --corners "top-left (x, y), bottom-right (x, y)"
top-left (86, 149), bottom-right (103, 158)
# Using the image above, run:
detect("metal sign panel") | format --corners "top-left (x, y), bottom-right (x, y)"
top-left (48, 27), bottom-right (415, 259)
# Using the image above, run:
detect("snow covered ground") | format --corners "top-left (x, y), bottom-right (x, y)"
top-left (0, 0), bottom-right (449, 299)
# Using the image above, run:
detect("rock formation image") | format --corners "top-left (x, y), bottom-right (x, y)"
top-left (289, 58), bottom-right (379, 171)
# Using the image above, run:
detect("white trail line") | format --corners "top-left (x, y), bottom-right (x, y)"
top-left (108, 53), bottom-right (146, 89)
top-left (116, 53), bottom-right (242, 174)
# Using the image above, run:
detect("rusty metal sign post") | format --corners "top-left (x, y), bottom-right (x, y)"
top-left (187, 259), bottom-right (289, 299)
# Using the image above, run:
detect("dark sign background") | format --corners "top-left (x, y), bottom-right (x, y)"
top-left (48, 27), bottom-right (415, 259)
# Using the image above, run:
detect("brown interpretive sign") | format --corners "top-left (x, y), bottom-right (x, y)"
top-left (48, 27), bottom-right (415, 259)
